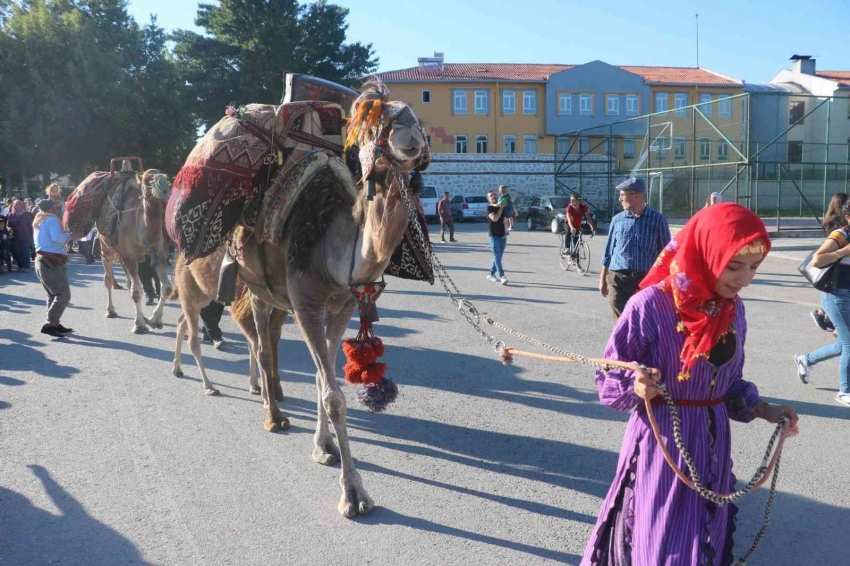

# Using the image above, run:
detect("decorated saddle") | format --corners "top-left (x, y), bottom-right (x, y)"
top-left (63, 171), bottom-right (114, 238)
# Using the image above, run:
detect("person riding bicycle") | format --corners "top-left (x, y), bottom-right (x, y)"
top-left (565, 194), bottom-right (595, 256)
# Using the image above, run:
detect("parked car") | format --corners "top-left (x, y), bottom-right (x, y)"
top-left (527, 195), bottom-right (597, 234)
top-left (419, 185), bottom-right (439, 222)
top-left (526, 196), bottom-right (572, 233)
top-left (450, 195), bottom-right (489, 222)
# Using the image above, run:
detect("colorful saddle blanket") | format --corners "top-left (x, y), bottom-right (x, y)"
top-left (166, 101), bottom-right (345, 263)
top-left (63, 171), bottom-right (114, 238)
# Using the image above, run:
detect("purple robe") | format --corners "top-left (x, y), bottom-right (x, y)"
top-left (581, 284), bottom-right (763, 566)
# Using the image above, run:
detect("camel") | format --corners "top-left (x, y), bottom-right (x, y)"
top-left (97, 161), bottom-right (174, 333)
top-left (170, 248), bottom-right (287, 398)
top-left (173, 82), bottom-right (429, 517)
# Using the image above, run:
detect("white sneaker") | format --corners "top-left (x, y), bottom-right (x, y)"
top-left (500, 276), bottom-right (508, 285)
top-left (794, 354), bottom-right (809, 384)
top-left (836, 393), bottom-right (850, 407)
top-left (486, 274), bottom-right (498, 282)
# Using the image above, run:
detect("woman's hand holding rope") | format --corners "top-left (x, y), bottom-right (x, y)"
top-left (633, 367), bottom-right (662, 400)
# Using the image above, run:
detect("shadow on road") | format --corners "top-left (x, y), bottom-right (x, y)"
top-left (0, 329), bottom-right (80, 380)
top-left (360, 507), bottom-right (581, 565)
top-left (0, 465), bottom-right (154, 566)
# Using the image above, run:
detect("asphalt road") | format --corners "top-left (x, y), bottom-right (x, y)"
top-left (1, 222), bottom-right (847, 566)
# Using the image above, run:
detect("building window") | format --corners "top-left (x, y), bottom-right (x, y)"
top-left (607, 94), bottom-right (619, 115)
top-left (503, 135), bottom-right (516, 154)
top-left (523, 135), bottom-right (537, 154)
top-left (626, 94), bottom-right (639, 116)
top-left (502, 90), bottom-right (515, 115)
top-left (674, 93), bottom-right (688, 116)
top-left (579, 136), bottom-right (590, 155)
top-left (656, 136), bottom-right (669, 160)
top-left (624, 138), bottom-right (636, 159)
top-left (523, 90), bottom-right (537, 114)
top-left (674, 137), bottom-right (686, 160)
top-left (453, 90), bottom-right (467, 115)
top-left (603, 139), bottom-right (616, 156)
top-left (556, 137), bottom-right (571, 154)
top-left (718, 140), bottom-right (729, 161)
top-left (455, 135), bottom-right (468, 154)
top-left (788, 141), bottom-right (803, 163)
top-left (699, 137), bottom-right (711, 161)
top-left (580, 94), bottom-right (593, 115)
top-left (475, 135), bottom-right (488, 153)
top-left (559, 93), bottom-right (571, 115)
top-left (655, 92), bottom-right (668, 112)
top-left (474, 90), bottom-right (488, 115)
top-left (422, 90), bottom-right (431, 103)
top-left (790, 101), bottom-right (805, 124)
top-left (718, 95), bottom-right (732, 118)
top-left (699, 94), bottom-right (713, 117)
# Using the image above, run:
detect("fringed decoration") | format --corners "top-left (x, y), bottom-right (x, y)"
top-left (342, 282), bottom-right (397, 412)
top-left (499, 346), bottom-right (514, 366)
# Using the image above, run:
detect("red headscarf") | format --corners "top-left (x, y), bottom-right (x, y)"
top-left (640, 203), bottom-right (770, 381)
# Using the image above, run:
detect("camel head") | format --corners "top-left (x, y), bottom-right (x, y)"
top-left (345, 80), bottom-right (430, 174)
top-left (140, 169), bottom-right (171, 203)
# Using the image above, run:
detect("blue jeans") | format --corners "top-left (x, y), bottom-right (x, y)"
top-left (806, 290), bottom-right (850, 394)
top-left (489, 236), bottom-right (507, 278)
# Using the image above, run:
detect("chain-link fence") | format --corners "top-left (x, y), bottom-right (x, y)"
top-left (554, 92), bottom-right (850, 230)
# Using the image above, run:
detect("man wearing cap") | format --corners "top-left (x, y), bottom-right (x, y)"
top-left (32, 198), bottom-right (73, 337)
top-left (600, 177), bottom-right (671, 323)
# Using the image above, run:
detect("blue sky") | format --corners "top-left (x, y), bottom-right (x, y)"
top-left (128, 0), bottom-right (848, 83)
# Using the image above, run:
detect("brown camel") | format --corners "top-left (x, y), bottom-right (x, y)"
top-left (173, 82), bottom-right (429, 517)
top-left (171, 248), bottom-right (287, 398)
top-left (98, 162), bottom-right (174, 333)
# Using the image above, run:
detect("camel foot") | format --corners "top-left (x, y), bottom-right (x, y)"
top-left (249, 384), bottom-right (261, 395)
top-left (172, 367), bottom-right (183, 378)
top-left (150, 322), bottom-right (163, 330)
top-left (132, 325), bottom-right (149, 334)
top-left (274, 384), bottom-right (285, 402)
top-left (105, 311), bottom-right (118, 319)
top-left (204, 387), bottom-right (220, 396)
top-left (338, 485), bottom-right (374, 519)
top-left (312, 442), bottom-right (340, 466)
top-left (263, 414), bottom-right (290, 432)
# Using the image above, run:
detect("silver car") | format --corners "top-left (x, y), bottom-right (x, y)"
top-left (450, 195), bottom-right (489, 222)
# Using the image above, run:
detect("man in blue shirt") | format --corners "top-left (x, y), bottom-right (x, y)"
top-left (599, 177), bottom-right (671, 323)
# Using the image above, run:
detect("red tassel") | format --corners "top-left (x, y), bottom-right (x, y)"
top-left (360, 362), bottom-right (386, 385)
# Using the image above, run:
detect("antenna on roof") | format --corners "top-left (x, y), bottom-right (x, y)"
top-left (695, 12), bottom-right (700, 67)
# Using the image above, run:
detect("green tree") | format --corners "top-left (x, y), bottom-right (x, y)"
top-left (173, 0), bottom-right (377, 129)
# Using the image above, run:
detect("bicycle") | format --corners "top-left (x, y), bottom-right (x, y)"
top-left (559, 224), bottom-right (592, 276)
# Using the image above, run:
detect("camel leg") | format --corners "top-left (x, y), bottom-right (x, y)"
top-left (294, 302), bottom-right (373, 518)
top-left (102, 256), bottom-right (118, 318)
top-left (183, 302), bottom-right (219, 396)
top-left (311, 306), bottom-right (351, 467)
top-left (147, 252), bottom-right (172, 329)
top-left (172, 312), bottom-right (186, 377)
top-left (124, 261), bottom-right (149, 334)
top-left (247, 346), bottom-right (261, 396)
top-left (250, 297), bottom-right (289, 431)
top-left (269, 308), bottom-right (287, 401)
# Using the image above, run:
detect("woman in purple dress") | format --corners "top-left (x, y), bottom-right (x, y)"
top-left (582, 203), bottom-right (798, 566)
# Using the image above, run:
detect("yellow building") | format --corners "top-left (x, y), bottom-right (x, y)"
top-left (375, 55), bottom-right (745, 166)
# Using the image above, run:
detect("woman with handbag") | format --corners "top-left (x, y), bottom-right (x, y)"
top-left (795, 198), bottom-right (850, 406)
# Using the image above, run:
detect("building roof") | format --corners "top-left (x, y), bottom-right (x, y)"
top-left (374, 63), bottom-right (741, 86)
top-left (815, 71), bottom-right (850, 87)
top-left (744, 82), bottom-right (809, 94)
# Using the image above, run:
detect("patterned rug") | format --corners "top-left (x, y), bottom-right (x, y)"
top-left (167, 101), bottom-right (345, 263)
top-left (63, 171), bottom-right (114, 238)
top-left (385, 194), bottom-right (433, 284)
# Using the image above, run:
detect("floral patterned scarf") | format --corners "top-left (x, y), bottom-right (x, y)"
top-left (640, 203), bottom-right (770, 380)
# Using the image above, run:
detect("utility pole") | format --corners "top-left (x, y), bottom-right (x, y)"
top-left (696, 13), bottom-right (700, 67)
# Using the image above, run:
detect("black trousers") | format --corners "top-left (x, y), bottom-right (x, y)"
top-left (607, 270), bottom-right (647, 323)
top-left (138, 254), bottom-right (161, 298)
top-left (78, 241), bottom-right (94, 264)
top-left (200, 301), bottom-right (225, 341)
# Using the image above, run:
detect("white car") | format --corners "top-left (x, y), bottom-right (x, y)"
top-left (418, 185), bottom-right (439, 223)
